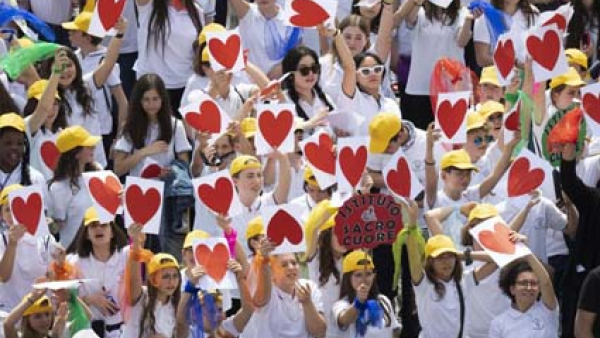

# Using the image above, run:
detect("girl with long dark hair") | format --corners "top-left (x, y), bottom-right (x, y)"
top-left (567, 0), bottom-right (600, 63)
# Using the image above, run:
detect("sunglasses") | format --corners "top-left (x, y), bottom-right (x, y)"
top-left (473, 135), bottom-right (494, 146)
top-left (357, 65), bottom-right (384, 77)
top-left (297, 64), bottom-right (321, 76)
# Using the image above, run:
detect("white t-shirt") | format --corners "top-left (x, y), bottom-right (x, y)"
top-left (406, 7), bottom-right (467, 95)
top-left (319, 55), bottom-right (344, 102)
top-left (181, 80), bottom-right (256, 119)
top-left (25, 117), bottom-right (60, 181)
top-left (332, 295), bottom-right (400, 338)
top-left (0, 161), bottom-right (47, 195)
top-left (306, 256), bottom-right (343, 338)
top-left (48, 177), bottom-right (93, 248)
top-left (113, 117), bottom-right (192, 176)
top-left (489, 301), bottom-right (559, 338)
top-left (576, 155), bottom-right (600, 187)
top-left (29, 0), bottom-right (71, 24)
top-left (336, 90), bottom-right (401, 136)
top-left (121, 290), bottom-right (177, 338)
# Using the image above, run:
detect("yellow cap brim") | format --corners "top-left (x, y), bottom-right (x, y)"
top-left (428, 247), bottom-right (459, 258)
top-left (61, 22), bottom-right (80, 31)
top-left (446, 163), bottom-right (479, 172)
top-left (243, 131), bottom-right (256, 139)
top-left (84, 217), bottom-right (100, 226)
top-left (81, 136), bottom-right (101, 147)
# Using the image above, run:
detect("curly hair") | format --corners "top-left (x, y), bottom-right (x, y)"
top-left (498, 259), bottom-right (533, 303)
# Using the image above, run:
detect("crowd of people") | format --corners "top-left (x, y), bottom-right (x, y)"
top-left (0, 0), bottom-right (599, 337)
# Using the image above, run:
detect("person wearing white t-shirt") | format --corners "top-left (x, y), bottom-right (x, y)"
top-left (290, 166), bottom-right (337, 222)
top-left (489, 254), bottom-right (559, 338)
top-left (3, 290), bottom-right (69, 338)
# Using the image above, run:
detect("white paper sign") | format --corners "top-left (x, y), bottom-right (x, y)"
top-left (192, 170), bottom-right (243, 218)
top-left (382, 149), bottom-right (424, 201)
top-left (525, 25), bottom-right (568, 82)
top-left (469, 217), bottom-right (531, 267)
top-left (206, 29), bottom-right (245, 73)
top-left (255, 103), bottom-right (296, 155)
top-left (83, 170), bottom-right (123, 223)
top-left (192, 238), bottom-right (237, 290)
top-left (8, 185), bottom-right (49, 238)
top-left (261, 204), bottom-right (306, 255)
top-left (503, 148), bottom-right (555, 205)
top-left (336, 137), bottom-right (369, 193)
top-left (88, 0), bottom-right (126, 38)
top-left (123, 176), bottom-right (164, 235)
top-left (282, 0), bottom-right (337, 28)
top-left (300, 130), bottom-right (336, 189)
top-left (580, 82), bottom-right (600, 137)
top-left (435, 91), bottom-right (470, 144)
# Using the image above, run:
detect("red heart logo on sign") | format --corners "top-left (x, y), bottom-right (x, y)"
top-left (507, 157), bottom-right (544, 197)
top-left (478, 223), bottom-right (516, 254)
top-left (41, 141), bottom-right (60, 171)
top-left (195, 243), bottom-right (229, 282)
top-left (494, 39), bottom-right (516, 79)
top-left (89, 176), bottom-right (122, 215)
top-left (505, 102), bottom-right (521, 131)
top-left (526, 30), bottom-right (561, 71)
top-left (125, 185), bottom-right (161, 224)
top-left (542, 13), bottom-right (567, 32)
top-left (11, 193), bottom-right (42, 235)
top-left (208, 35), bottom-right (241, 70)
top-left (141, 164), bottom-right (162, 179)
top-left (267, 209), bottom-right (303, 246)
top-left (290, 0), bottom-right (330, 27)
top-left (259, 109), bottom-right (294, 149)
top-left (97, 0), bottom-right (126, 31)
top-left (339, 146), bottom-right (367, 187)
top-left (304, 134), bottom-right (335, 175)
top-left (582, 93), bottom-right (600, 125)
top-left (184, 101), bottom-right (222, 133)
top-left (197, 177), bottom-right (234, 215)
top-left (386, 157), bottom-right (411, 198)
top-left (437, 99), bottom-right (467, 139)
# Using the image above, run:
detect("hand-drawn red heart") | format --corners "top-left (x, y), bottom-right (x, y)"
top-left (267, 209), bottom-right (303, 246)
top-left (478, 223), bottom-right (516, 254)
top-left (582, 93), bottom-right (600, 125)
top-left (97, 0), bottom-right (127, 31)
top-left (184, 101), bottom-right (221, 133)
top-left (89, 176), bottom-right (122, 215)
top-left (494, 39), bottom-right (516, 79)
top-left (141, 164), bottom-right (161, 179)
top-left (40, 141), bottom-right (59, 170)
top-left (258, 109), bottom-right (294, 149)
top-left (526, 30), bottom-right (561, 71)
top-left (436, 99), bottom-right (468, 139)
top-left (339, 146), bottom-right (367, 188)
top-left (304, 134), bottom-right (335, 175)
top-left (386, 157), bottom-right (411, 198)
top-left (195, 243), bottom-right (229, 282)
top-left (197, 177), bottom-right (234, 215)
top-left (504, 102), bottom-right (520, 131)
top-left (125, 185), bottom-right (161, 225)
top-left (542, 13), bottom-right (567, 32)
top-left (208, 34), bottom-right (241, 70)
top-left (290, 0), bottom-right (330, 28)
top-left (11, 193), bottom-right (42, 235)
top-left (507, 157), bottom-right (544, 197)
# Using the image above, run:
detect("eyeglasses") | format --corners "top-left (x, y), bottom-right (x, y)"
top-left (473, 135), bottom-right (494, 146)
top-left (297, 64), bottom-right (321, 76)
top-left (357, 65), bottom-right (385, 77)
top-left (515, 280), bottom-right (539, 288)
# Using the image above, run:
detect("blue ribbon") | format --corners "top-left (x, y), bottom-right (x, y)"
top-left (468, 1), bottom-right (509, 49)
top-left (265, 19), bottom-right (302, 61)
top-left (0, 3), bottom-right (55, 41)
top-left (185, 281), bottom-right (204, 338)
top-left (353, 298), bottom-right (383, 337)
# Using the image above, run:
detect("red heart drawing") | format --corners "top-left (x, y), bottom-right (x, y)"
top-left (11, 193), bottom-right (42, 235)
top-left (290, 0), bottom-right (330, 27)
top-left (582, 93), bottom-right (600, 125)
top-left (40, 141), bottom-right (59, 171)
top-left (197, 177), bottom-right (234, 215)
top-left (304, 134), bottom-right (335, 175)
top-left (208, 34), bottom-right (241, 70)
top-left (258, 109), bottom-right (294, 149)
top-left (97, 0), bottom-right (126, 31)
top-left (507, 157), bottom-right (545, 197)
top-left (542, 13), bottom-right (567, 32)
top-left (141, 164), bottom-right (162, 179)
top-left (526, 30), bottom-right (561, 71)
top-left (89, 176), bottom-right (122, 215)
top-left (195, 243), bottom-right (229, 282)
top-left (266, 209), bottom-right (303, 246)
top-left (339, 146), bottom-right (367, 188)
top-left (125, 185), bottom-right (161, 225)
top-left (386, 157), bottom-right (411, 198)
top-left (494, 39), bottom-right (516, 79)
top-left (478, 223), bottom-right (516, 254)
top-left (505, 102), bottom-right (521, 131)
top-left (184, 101), bottom-right (221, 133)
top-left (437, 99), bottom-right (468, 139)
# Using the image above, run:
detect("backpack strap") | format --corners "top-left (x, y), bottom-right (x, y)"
top-left (456, 281), bottom-right (465, 338)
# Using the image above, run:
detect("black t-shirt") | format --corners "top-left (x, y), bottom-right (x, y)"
top-left (578, 266), bottom-right (600, 337)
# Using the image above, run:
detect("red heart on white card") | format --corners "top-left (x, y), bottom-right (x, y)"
top-left (208, 35), bottom-right (241, 70)
top-left (437, 99), bottom-right (467, 139)
top-left (526, 30), bottom-right (561, 71)
top-left (258, 109), bottom-right (294, 149)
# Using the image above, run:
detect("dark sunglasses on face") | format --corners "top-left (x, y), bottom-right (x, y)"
top-left (357, 65), bottom-right (384, 77)
top-left (473, 135), bottom-right (494, 146)
top-left (297, 64), bottom-right (321, 76)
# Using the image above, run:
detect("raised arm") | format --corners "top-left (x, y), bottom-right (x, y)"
top-left (28, 52), bottom-right (64, 134)
top-left (424, 206), bottom-right (456, 235)
top-left (127, 223), bottom-right (146, 306)
top-left (479, 133), bottom-right (519, 198)
top-left (456, 10), bottom-right (476, 48)
top-left (527, 253), bottom-right (557, 310)
top-left (334, 27), bottom-right (357, 98)
top-left (374, 0), bottom-right (395, 63)
top-left (3, 288), bottom-right (47, 338)
top-left (424, 123), bottom-right (439, 209)
top-left (405, 200), bottom-right (424, 284)
top-left (93, 18), bottom-right (126, 88)
top-left (253, 239), bottom-right (274, 307)
top-left (273, 151), bottom-right (291, 204)
top-left (395, 0), bottom-right (423, 27)
top-left (227, 0), bottom-right (251, 20)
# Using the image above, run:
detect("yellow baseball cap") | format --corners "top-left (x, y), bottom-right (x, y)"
top-left (241, 117), bottom-right (257, 138)
top-left (183, 230), bottom-right (210, 249)
top-left (199, 23), bottom-right (226, 45)
top-left (56, 126), bottom-right (101, 153)
top-left (147, 253), bottom-right (179, 276)
top-left (342, 250), bottom-right (375, 273)
top-left (304, 166), bottom-right (319, 188)
top-left (27, 80), bottom-right (61, 101)
top-left (369, 112), bottom-right (402, 153)
top-left (83, 207), bottom-right (100, 226)
top-left (0, 113), bottom-right (25, 132)
top-left (550, 67), bottom-right (586, 89)
top-left (23, 295), bottom-right (53, 317)
top-left (425, 235), bottom-right (458, 258)
top-left (0, 184), bottom-right (23, 205)
top-left (477, 101), bottom-right (505, 119)
top-left (468, 203), bottom-right (499, 223)
top-left (246, 216), bottom-right (265, 240)
top-left (62, 11), bottom-right (99, 36)
top-left (201, 46), bottom-right (210, 63)
top-left (230, 155), bottom-right (262, 176)
top-left (479, 66), bottom-right (501, 87)
top-left (440, 149), bottom-right (478, 172)
top-left (304, 200), bottom-right (339, 246)
top-left (565, 48), bottom-right (588, 70)
top-left (466, 111), bottom-right (487, 132)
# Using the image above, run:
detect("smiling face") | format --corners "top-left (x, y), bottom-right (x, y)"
top-left (233, 167), bottom-right (263, 200)
top-left (273, 253), bottom-right (300, 291)
top-left (57, 57), bottom-right (77, 88)
top-left (465, 128), bottom-right (490, 160)
top-left (510, 271), bottom-right (540, 308)
top-left (441, 168), bottom-right (473, 192)
top-left (1, 203), bottom-right (13, 227)
top-left (0, 128), bottom-right (25, 173)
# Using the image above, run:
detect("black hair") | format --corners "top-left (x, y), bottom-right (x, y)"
top-left (0, 127), bottom-right (32, 186)
top-left (351, 0), bottom-right (383, 34)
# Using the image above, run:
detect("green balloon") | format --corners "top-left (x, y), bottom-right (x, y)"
top-left (0, 42), bottom-right (60, 80)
